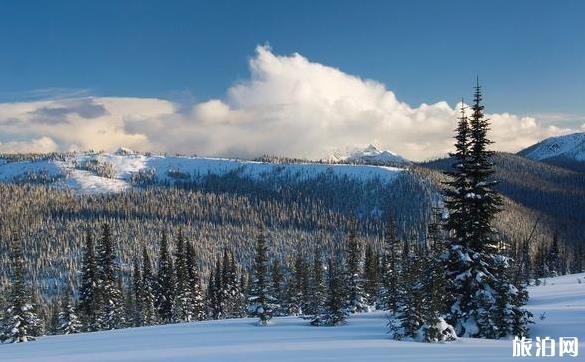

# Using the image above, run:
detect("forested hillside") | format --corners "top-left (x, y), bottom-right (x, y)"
top-left (420, 152), bottom-right (585, 249)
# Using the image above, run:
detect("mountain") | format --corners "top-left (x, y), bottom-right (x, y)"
top-left (330, 144), bottom-right (409, 166)
top-left (518, 132), bottom-right (585, 172)
top-left (2, 272), bottom-right (583, 361)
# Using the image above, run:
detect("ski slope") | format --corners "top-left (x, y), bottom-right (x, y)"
top-left (0, 151), bottom-right (404, 194)
top-left (1, 273), bottom-right (583, 361)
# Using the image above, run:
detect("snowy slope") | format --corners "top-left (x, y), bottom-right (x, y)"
top-left (0, 151), bottom-right (404, 194)
top-left (1, 273), bottom-right (583, 362)
top-left (519, 132), bottom-right (585, 162)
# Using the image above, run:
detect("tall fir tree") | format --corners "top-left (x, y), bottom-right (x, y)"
top-left (270, 258), bottom-right (286, 316)
top-left (247, 232), bottom-right (278, 326)
top-left (131, 257), bottom-right (144, 326)
top-left (306, 246), bottom-right (325, 319)
top-left (156, 231), bottom-right (175, 323)
top-left (312, 256), bottom-right (347, 326)
top-left (290, 251), bottom-right (310, 316)
top-left (95, 223), bottom-right (126, 330)
top-left (345, 225), bottom-right (368, 313)
top-left (173, 230), bottom-right (194, 322)
top-left (379, 216), bottom-right (402, 313)
top-left (186, 242), bottom-right (206, 321)
top-left (141, 247), bottom-right (158, 325)
top-left (78, 228), bottom-right (99, 331)
top-left (443, 82), bottom-right (531, 338)
top-left (363, 243), bottom-right (379, 307)
top-left (0, 236), bottom-right (41, 343)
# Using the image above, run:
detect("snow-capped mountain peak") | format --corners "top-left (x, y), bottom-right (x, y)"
top-left (332, 144), bottom-right (409, 166)
top-left (519, 132), bottom-right (585, 162)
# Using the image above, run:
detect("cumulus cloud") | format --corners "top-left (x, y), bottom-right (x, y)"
top-left (0, 45), bottom-right (578, 160)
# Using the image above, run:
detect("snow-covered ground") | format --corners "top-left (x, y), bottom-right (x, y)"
top-left (2, 273), bottom-right (584, 361)
top-left (0, 151), bottom-right (403, 194)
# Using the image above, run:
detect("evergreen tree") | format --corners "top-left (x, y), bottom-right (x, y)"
top-left (131, 258), bottom-right (144, 327)
top-left (363, 243), bottom-right (379, 307)
top-left (344, 225), bottom-right (368, 313)
top-left (1, 236), bottom-right (41, 343)
top-left (206, 265), bottom-right (219, 319)
top-left (306, 246), bottom-right (325, 319)
top-left (156, 231), bottom-right (175, 323)
top-left (270, 258), bottom-right (286, 316)
top-left (442, 82), bottom-right (531, 338)
top-left (390, 244), bottom-right (456, 342)
top-left (379, 217), bottom-right (402, 313)
top-left (290, 251), bottom-right (309, 316)
top-left (57, 287), bottom-right (82, 335)
top-left (219, 250), bottom-right (243, 318)
top-left (173, 230), bottom-right (194, 322)
top-left (186, 242), bottom-right (206, 321)
top-left (247, 232), bottom-right (278, 326)
top-left (312, 256), bottom-right (347, 326)
top-left (546, 234), bottom-right (561, 277)
top-left (95, 223), bottom-right (126, 330)
top-left (48, 299), bottom-right (60, 335)
top-left (78, 228), bottom-right (99, 331)
top-left (141, 247), bottom-right (158, 325)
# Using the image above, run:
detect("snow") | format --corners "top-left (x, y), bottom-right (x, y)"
top-left (0, 152), bottom-right (404, 194)
top-left (330, 145), bottom-right (409, 165)
top-left (1, 273), bottom-right (584, 361)
top-left (521, 132), bottom-right (585, 162)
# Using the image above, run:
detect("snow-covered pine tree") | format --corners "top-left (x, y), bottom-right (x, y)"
top-left (131, 258), bottom-right (144, 327)
top-left (363, 243), bottom-right (379, 308)
top-left (443, 82), bottom-right (531, 338)
top-left (420, 235), bottom-right (456, 342)
top-left (173, 230), bottom-right (194, 322)
top-left (228, 252), bottom-right (246, 317)
top-left (290, 251), bottom-right (309, 317)
top-left (208, 258), bottom-right (225, 319)
top-left (186, 242), bottom-right (206, 321)
top-left (305, 246), bottom-right (325, 320)
top-left (29, 284), bottom-right (45, 338)
top-left (95, 223), bottom-right (126, 330)
top-left (389, 247), bottom-right (423, 340)
top-left (312, 256), bottom-right (347, 326)
top-left (546, 234), bottom-right (561, 277)
top-left (247, 232), bottom-right (278, 326)
top-left (78, 228), bottom-right (100, 331)
top-left (270, 258), bottom-right (286, 316)
top-left (206, 264), bottom-right (219, 319)
top-left (219, 249), bottom-right (243, 318)
top-left (378, 216), bottom-right (403, 313)
top-left (156, 230), bottom-right (175, 323)
top-left (0, 236), bottom-right (41, 343)
top-left (345, 225), bottom-right (368, 313)
top-left (141, 247), bottom-right (158, 325)
top-left (57, 287), bottom-right (82, 335)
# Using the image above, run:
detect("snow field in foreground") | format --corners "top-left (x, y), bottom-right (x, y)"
top-left (1, 273), bottom-right (584, 361)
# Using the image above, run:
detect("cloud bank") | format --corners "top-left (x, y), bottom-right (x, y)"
top-left (0, 46), bottom-right (576, 161)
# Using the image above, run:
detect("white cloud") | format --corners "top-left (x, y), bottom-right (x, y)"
top-left (0, 137), bottom-right (58, 153)
top-left (0, 45), bottom-right (578, 160)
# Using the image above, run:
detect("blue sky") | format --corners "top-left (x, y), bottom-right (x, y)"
top-left (0, 1), bottom-right (583, 158)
